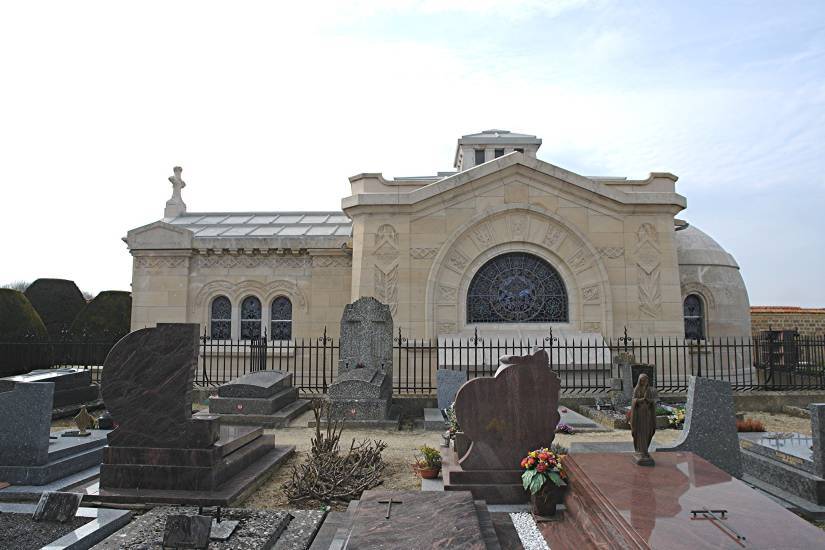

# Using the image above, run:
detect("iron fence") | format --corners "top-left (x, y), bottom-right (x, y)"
top-left (3, 328), bottom-right (824, 394)
top-left (195, 327), bottom-right (825, 394)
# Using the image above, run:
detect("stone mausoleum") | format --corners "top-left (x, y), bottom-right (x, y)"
top-left (125, 130), bottom-right (750, 342)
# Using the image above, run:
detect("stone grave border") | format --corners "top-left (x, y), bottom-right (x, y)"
top-left (0, 501), bottom-right (131, 550)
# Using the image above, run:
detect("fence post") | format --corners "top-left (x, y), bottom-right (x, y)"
top-left (694, 337), bottom-right (702, 377)
top-left (200, 328), bottom-right (209, 386)
top-left (320, 326), bottom-right (329, 393)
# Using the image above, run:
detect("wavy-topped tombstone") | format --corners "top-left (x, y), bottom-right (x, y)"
top-left (95, 323), bottom-right (294, 505)
top-left (443, 349), bottom-right (561, 503)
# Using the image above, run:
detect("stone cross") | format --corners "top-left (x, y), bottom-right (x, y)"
top-left (378, 497), bottom-right (403, 519)
top-left (168, 166), bottom-right (186, 201)
top-left (338, 297), bottom-right (393, 374)
top-left (73, 405), bottom-right (95, 435)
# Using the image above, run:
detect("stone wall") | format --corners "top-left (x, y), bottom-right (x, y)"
top-left (751, 307), bottom-right (825, 337)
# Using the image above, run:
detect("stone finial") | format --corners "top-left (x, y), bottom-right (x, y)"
top-left (164, 165), bottom-right (187, 218)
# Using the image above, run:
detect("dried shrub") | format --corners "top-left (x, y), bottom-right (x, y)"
top-left (736, 418), bottom-right (766, 432)
top-left (284, 399), bottom-right (387, 503)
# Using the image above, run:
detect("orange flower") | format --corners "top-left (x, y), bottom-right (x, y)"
top-left (520, 458), bottom-right (528, 468)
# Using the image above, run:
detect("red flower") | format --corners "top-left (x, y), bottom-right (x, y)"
top-left (538, 452), bottom-right (549, 461)
top-left (520, 458), bottom-right (528, 468)
top-left (527, 457), bottom-right (536, 466)
top-left (536, 463), bottom-right (547, 473)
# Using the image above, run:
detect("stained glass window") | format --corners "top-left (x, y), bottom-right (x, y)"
top-left (210, 296), bottom-right (231, 339)
top-left (270, 296), bottom-right (292, 340)
top-left (683, 294), bottom-right (705, 340)
top-left (467, 252), bottom-right (568, 323)
top-left (240, 296), bottom-right (262, 339)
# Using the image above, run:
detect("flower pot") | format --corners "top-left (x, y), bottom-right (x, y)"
top-left (530, 481), bottom-right (566, 518)
top-left (413, 464), bottom-right (441, 479)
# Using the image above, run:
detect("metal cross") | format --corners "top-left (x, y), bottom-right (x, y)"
top-left (377, 498), bottom-right (403, 519)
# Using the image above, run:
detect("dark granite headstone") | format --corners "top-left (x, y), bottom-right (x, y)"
top-left (162, 514), bottom-right (212, 548)
top-left (456, 350), bottom-right (560, 470)
top-left (32, 491), bottom-right (83, 523)
top-left (443, 350), bottom-right (561, 504)
top-left (338, 297), bottom-right (393, 374)
top-left (0, 380), bottom-right (54, 466)
top-left (437, 368), bottom-right (466, 410)
top-left (657, 376), bottom-right (742, 477)
top-left (98, 323), bottom-right (295, 504)
top-left (328, 298), bottom-right (394, 422)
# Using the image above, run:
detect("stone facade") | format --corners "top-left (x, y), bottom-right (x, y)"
top-left (751, 306), bottom-right (825, 337)
top-left (125, 130), bottom-right (752, 341)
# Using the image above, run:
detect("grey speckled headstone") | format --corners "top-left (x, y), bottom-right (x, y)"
top-left (32, 491), bottom-right (82, 523)
top-left (338, 297), bottom-right (393, 376)
top-left (0, 380), bottom-right (54, 466)
top-left (657, 376), bottom-right (742, 478)
top-left (811, 403), bottom-right (825, 478)
top-left (437, 369), bottom-right (466, 409)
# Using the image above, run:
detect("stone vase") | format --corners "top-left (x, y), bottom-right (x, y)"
top-left (530, 480), bottom-right (566, 518)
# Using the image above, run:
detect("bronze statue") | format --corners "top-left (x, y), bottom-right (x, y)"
top-left (631, 373), bottom-right (656, 466)
top-left (73, 405), bottom-right (95, 436)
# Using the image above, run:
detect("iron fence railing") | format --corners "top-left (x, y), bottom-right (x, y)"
top-left (3, 327), bottom-right (824, 394)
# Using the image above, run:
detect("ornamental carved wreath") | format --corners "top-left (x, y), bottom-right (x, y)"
top-left (466, 252), bottom-right (568, 323)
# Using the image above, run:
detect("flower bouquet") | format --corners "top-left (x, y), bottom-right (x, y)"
top-left (521, 447), bottom-right (567, 518)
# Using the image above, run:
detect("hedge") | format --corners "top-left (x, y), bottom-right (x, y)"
top-left (0, 289), bottom-right (51, 376)
top-left (70, 291), bottom-right (132, 341)
top-left (24, 278), bottom-right (87, 338)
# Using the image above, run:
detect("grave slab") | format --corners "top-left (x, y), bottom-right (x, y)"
top-left (92, 506), bottom-right (316, 549)
top-left (2, 368), bottom-right (101, 418)
top-left (540, 451), bottom-right (825, 549)
top-left (325, 490), bottom-right (493, 549)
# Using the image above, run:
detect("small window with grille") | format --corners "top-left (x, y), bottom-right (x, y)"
top-left (210, 296), bottom-right (231, 339)
top-left (240, 296), bottom-right (262, 339)
top-left (683, 294), bottom-right (705, 340)
top-left (270, 296), bottom-right (292, 340)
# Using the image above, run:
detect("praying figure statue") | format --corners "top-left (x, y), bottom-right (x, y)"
top-left (631, 373), bottom-right (656, 466)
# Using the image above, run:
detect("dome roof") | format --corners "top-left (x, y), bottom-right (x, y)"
top-left (674, 224), bottom-right (739, 269)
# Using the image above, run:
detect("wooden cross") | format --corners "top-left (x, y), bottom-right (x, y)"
top-left (378, 498), bottom-right (403, 519)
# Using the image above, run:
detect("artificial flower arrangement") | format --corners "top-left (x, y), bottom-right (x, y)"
top-left (555, 422), bottom-right (574, 435)
top-left (668, 406), bottom-right (685, 429)
top-left (444, 402), bottom-right (460, 439)
top-left (520, 447), bottom-right (566, 495)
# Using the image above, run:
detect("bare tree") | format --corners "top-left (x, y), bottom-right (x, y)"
top-left (1, 280), bottom-right (30, 292)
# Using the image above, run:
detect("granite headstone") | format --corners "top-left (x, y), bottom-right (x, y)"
top-left (328, 298), bottom-right (394, 422)
top-left (32, 491), bottom-right (83, 523)
top-left (657, 376), bottom-right (742, 478)
top-left (98, 323), bottom-right (294, 504)
top-left (0, 380), bottom-right (54, 466)
top-left (207, 370), bottom-right (309, 427)
top-left (337, 297), bottom-right (393, 374)
top-left (437, 368), bottom-right (466, 410)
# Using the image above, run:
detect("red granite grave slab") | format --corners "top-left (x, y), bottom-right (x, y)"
top-left (541, 451), bottom-right (825, 550)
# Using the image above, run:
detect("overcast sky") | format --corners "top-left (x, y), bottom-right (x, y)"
top-left (1, 1), bottom-right (823, 306)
